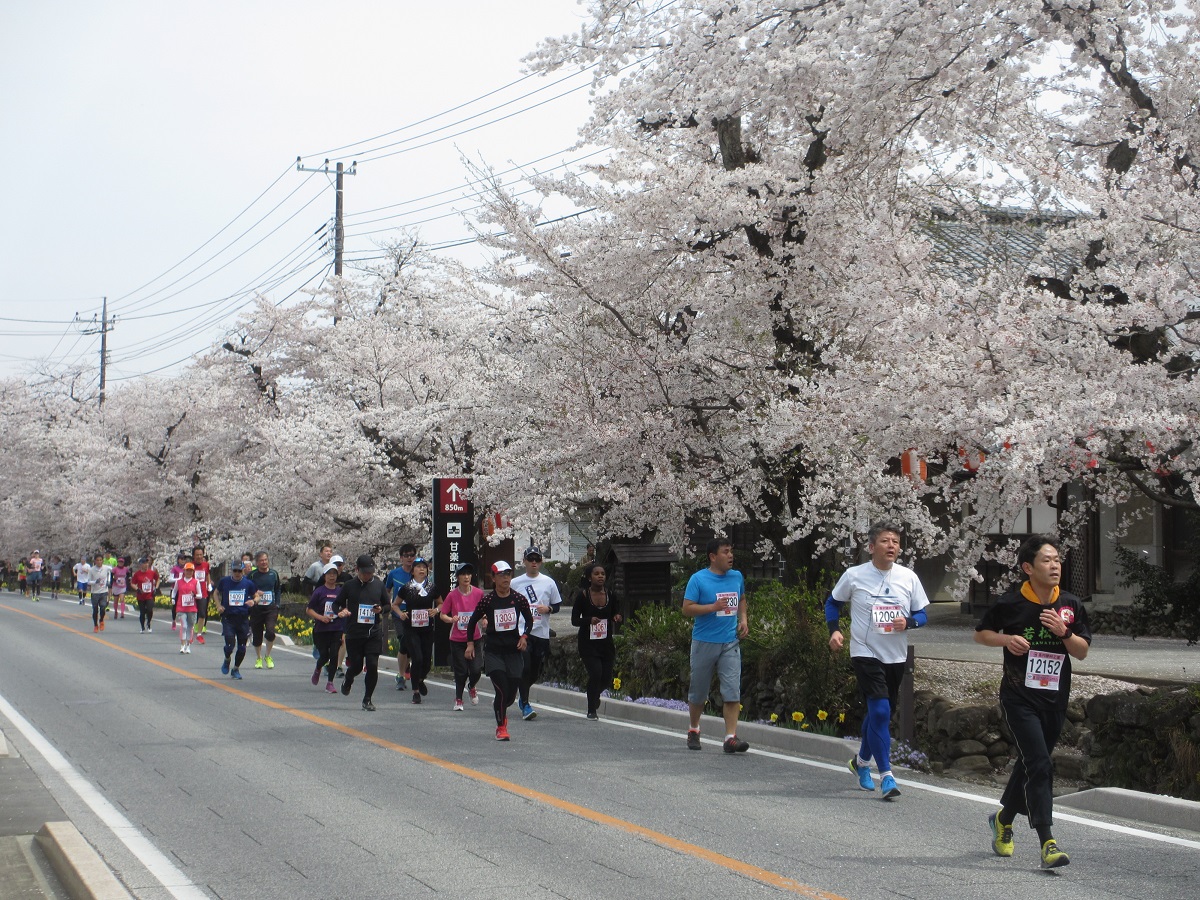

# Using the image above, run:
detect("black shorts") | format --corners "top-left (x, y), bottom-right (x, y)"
top-left (852, 656), bottom-right (905, 705)
top-left (484, 650), bottom-right (524, 680)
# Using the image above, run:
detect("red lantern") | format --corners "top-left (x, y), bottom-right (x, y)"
top-left (900, 448), bottom-right (927, 481)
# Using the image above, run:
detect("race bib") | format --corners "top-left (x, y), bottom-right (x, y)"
top-left (260, 591), bottom-right (274, 606)
top-left (323, 601), bottom-right (335, 617)
top-left (228, 590), bottom-right (246, 607)
top-left (590, 620), bottom-right (609, 640)
top-left (716, 591), bottom-right (739, 616)
top-left (410, 608), bottom-right (430, 627)
top-left (870, 602), bottom-right (902, 633)
top-left (1024, 650), bottom-right (1065, 691)
top-left (494, 607), bottom-right (517, 632)
top-left (357, 604), bottom-right (376, 624)
top-left (180, 592), bottom-right (196, 612)
top-left (457, 612), bottom-right (472, 631)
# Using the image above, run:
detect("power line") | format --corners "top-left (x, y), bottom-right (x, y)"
top-left (109, 163), bottom-right (296, 306)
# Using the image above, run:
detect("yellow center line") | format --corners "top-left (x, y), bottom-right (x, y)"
top-left (6, 601), bottom-right (846, 899)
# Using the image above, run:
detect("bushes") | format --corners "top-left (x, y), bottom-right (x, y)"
top-left (613, 581), bottom-right (862, 732)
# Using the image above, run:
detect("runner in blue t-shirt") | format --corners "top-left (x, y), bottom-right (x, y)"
top-left (682, 538), bottom-right (749, 754)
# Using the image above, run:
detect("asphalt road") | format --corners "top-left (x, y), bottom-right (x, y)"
top-left (1, 591), bottom-right (1198, 900)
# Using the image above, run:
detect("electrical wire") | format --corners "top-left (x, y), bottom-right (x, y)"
top-left (112, 172), bottom-right (327, 316)
top-left (108, 163), bottom-right (296, 306)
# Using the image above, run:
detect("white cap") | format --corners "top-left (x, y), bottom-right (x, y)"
top-left (491, 561), bottom-right (513, 574)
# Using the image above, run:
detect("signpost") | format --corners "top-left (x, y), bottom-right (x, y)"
top-left (432, 477), bottom-right (475, 665)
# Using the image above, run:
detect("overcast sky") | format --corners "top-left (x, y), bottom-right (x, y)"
top-left (0, 1), bottom-right (595, 386)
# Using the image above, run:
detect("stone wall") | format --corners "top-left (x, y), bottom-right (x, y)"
top-left (913, 685), bottom-right (1200, 800)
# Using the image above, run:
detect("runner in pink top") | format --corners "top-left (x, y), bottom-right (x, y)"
top-left (439, 563), bottom-right (485, 711)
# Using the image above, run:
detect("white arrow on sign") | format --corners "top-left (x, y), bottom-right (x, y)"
top-left (446, 483), bottom-right (465, 502)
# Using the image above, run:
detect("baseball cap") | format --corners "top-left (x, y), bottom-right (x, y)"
top-left (137, 556), bottom-right (149, 564)
top-left (230, 559), bottom-right (244, 570)
top-left (523, 546), bottom-right (543, 561)
top-left (491, 561), bottom-right (513, 575)
top-left (183, 562), bottom-right (195, 571)
top-left (331, 555), bottom-right (344, 565)
top-left (322, 562), bottom-right (339, 575)
top-left (412, 556), bottom-right (429, 566)
top-left (356, 554), bottom-right (376, 571)
top-left (456, 562), bottom-right (475, 575)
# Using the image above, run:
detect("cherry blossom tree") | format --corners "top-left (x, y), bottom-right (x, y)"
top-left (475, 0), bottom-right (1200, 577)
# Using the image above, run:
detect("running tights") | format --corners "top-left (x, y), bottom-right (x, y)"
top-left (138, 599), bottom-right (154, 630)
top-left (91, 594), bottom-right (109, 627)
top-left (313, 631), bottom-right (341, 682)
top-left (450, 642), bottom-right (483, 699)
top-left (859, 697), bottom-right (893, 774)
top-left (581, 652), bottom-right (615, 715)
top-left (489, 671), bottom-right (519, 725)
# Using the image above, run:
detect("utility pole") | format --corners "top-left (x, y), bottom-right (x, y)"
top-left (296, 157), bottom-right (357, 276)
top-left (79, 297), bottom-right (115, 407)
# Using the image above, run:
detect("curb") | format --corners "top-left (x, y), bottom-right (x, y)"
top-left (1057, 787), bottom-right (1200, 833)
top-left (35, 822), bottom-right (132, 900)
top-left (527, 684), bottom-right (1200, 834)
top-left (0, 729), bottom-right (8, 758)
top-left (528, 683), bottom-right (852, 764)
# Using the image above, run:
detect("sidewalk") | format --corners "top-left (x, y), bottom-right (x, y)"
top-left (0, 731), bottom-right (68, 898)
top-left (913, 601), bottom-right (1200, 684)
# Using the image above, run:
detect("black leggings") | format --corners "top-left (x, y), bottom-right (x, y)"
top-left (344, 636), bottom-right (382, 701)
top-left (138, 599), bottom-right (155, 630)
top-left (91, 594), bottom-right (109, 626)
top-left (519, 636), bottom-right (550, 705)
top-left (223, 620), bottom-right (250, 668)
top-left (314, 631), bottom-right (341, 681)
top-left (489, 671), bottom-right (520, 726)
top-left (405, 628), bottom-right (434, 691)
top-left (450, 642), bottom-right (483, 699)
top-left (582, 652), bottom-right (615, 715)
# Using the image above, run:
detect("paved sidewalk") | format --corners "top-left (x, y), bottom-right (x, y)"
top-left (913, 601), bottom-right (1200, 684)
top-left (0, 734), bottom-right (68, 898)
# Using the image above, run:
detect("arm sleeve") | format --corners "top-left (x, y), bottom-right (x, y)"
top-left (906, 608), bottom-right (928, 629)
top-left (466, 596), bottom-right (490, 636)
top-left (571, 591), bottom-right (587, 628)
top-left (825, 594), bottom-right (846, 635)
top-left (518, 597), bottom-right (534, 633)
top-left (549, 582), bottom-right (563, 614)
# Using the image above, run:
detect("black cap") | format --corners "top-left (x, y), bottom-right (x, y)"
top-left (523, 546), bottom-right (543, 561)
top-left (455, 562), bottom-right (475, 575)
top-left (356, 554), bottom-right (376, 571)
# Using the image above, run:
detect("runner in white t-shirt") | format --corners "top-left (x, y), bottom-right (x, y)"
top-left (826, 521), bottom-right (929, 801)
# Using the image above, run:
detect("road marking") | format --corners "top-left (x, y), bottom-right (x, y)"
top-left (0, 692), bottom-right (207, 899)
top-left (2, 601), bottom-right (845, 899)
top-left (11, 596), bottom-right (1200, 856)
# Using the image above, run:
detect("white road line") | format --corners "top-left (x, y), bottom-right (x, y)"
top-left (0, 691), bottom-right (209, 899)
top-left (18, 595), bottom-right (1200, 852)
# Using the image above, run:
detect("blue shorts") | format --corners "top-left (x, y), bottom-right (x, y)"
top-left (688, 639), bottom-right (742, 705)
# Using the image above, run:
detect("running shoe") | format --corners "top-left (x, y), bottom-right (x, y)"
top-left (454, 699), bottom-right (464, 711)
top-left (412, 691), bottom-right (422, 705)
top-left (496, 721), bottom-right (511, 741)
top-left (880, 774), bottom-right (901, 800)
top-left (325, 682), bottom-right (337, 693)
top-left (311, 665), bottom-right (321, 686)
top-left (336, 667), bottom-right (345, 677)
top-left (723, 735), bottom-right (750, 754)
top-left (1040, 839), bottom-right (1069, 868)
top-left (94, 626), bottom-right (100, 633)
top-left (254, 658), bottom-right (263, 669)
top-left (989, 810), bottom-right (1014, 858)
top-left (99, 622), bottom-right (105, 631)
top-left (231, 669), bottom-right (242, 680)
top-left (146, 627), bottom-right (152, 633)
top-left (469, 687), bottom-right (478, 705)
top-left (221, 658), bottom-right (231, 675)
top-left (396, 677), bottom-right (406, 691)
top-left (687, 729), bottom-right (702, 751)
top-left (179, 646), bottom-right (185, 654)
top-left (849, 757), bottom-right (875, 791)
top-left (362, 699), bottom-right (376, 712)
top-left (586, 711), bottom-right (599, 721)
top-left (195, 634), bottom-right (205, 644)
top-left (520, 703), bottom-right (537, 721)
top-left (340, 679), bottom-right (352, 696)
top-left (266, 656), bottom-right (274, 669)
top-left (140, 628), bottom-right (145, 634)
top-left (185, 645), bottom-right (192, 654)
top-left (171, 623), bottom-right (177, 630)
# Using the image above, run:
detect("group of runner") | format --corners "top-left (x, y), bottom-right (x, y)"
top-left (10, 522), bottom-right (1090, 869)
